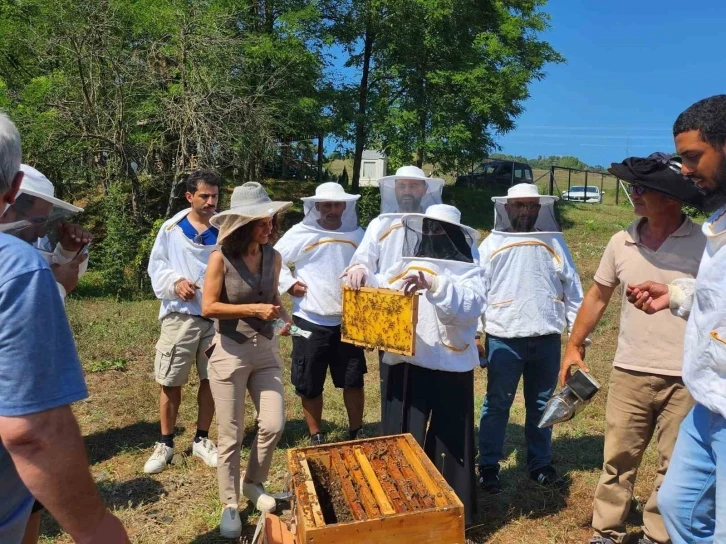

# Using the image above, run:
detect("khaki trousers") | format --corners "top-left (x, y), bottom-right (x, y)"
top-left (592, 367), bottom-right (694, 544)
top-left (208, 333), bottom-right (285, 505)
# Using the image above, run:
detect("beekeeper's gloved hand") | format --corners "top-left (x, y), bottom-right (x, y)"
top-left (402, 270), bottom-right (438, 295)
top-left (344, 266), bottom-right (368, 290)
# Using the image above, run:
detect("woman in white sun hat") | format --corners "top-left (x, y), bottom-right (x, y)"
top-left (476, 183), bottom-right (585, 494)
top-left (201, 182), bottom-right (292, 539)
top-left (362, 203), bottom-right (487, 526)
top-left (274, 182), bottom-right (368, 446)
top-left (0, 164), bottom-right (91, 299)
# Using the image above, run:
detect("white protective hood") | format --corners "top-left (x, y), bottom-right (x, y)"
top-left (300, 182), bottom-right (360, 233)
top-left (492, 198), bottom-right (560, 233)
top-left (378, 166), bottom-right (445, 216)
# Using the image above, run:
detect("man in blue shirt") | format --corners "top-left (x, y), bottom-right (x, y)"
top-left (0, 113), bottom-right (128, 542)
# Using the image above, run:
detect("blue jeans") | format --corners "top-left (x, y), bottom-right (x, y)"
top-left (478, 334), bottom-right (561, 472)
top-left (658, 404), bottom-right (726, 543)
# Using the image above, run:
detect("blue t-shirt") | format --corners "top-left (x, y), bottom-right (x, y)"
top-left (0, 234), bottom-right (88, 542)
top-left (178, 216), bottom-right (218, 246)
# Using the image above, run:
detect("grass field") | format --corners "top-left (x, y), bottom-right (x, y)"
top-left (39, 190), bottom-right (651, 543)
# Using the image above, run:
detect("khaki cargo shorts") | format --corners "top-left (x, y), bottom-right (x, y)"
top-left (154, 313), bottom-right (216, 387)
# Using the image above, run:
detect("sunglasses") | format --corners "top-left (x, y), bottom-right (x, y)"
top-left (626, 184), bottom-right (648, 196)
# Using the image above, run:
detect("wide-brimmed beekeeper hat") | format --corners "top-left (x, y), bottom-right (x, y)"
top-left (402, 203), bottom-right (480, 242)
top-left (301, 182), bottom-right (360, 204)
top-left (210, 182), bottom-right (292, 242)
top-left (19, 164), bottom-right (83, 213)
top-left (491, 183), bottom-right (558, 204)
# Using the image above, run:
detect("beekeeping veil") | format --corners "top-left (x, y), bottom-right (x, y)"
top-left (300, 182), bottom-right (360, 232)
top-left (378, 165), bottom-right (445, 216)
top-left (492, 183), bottom-right (559, 234)
top-left (401, 204), bottom-right (479, 265)
top-left (0, 164), bottom-right (83, 250)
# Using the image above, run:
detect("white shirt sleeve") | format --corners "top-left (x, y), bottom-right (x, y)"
top-left (426, 269), bottom-right (488, 327)
top-left (558, 244), bottom-right (586, 335)
top-left (669, 278), bottom-right (696, 320)
top-left (147, 226), bottom-right (183, 300)
top-left (274, 231), bottom-right (303, 295)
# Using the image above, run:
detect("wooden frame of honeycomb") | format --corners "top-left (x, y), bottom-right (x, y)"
top-left (340, 286), bottom-right (420, 356)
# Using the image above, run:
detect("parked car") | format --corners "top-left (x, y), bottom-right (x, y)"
top-left (561, 185), bottom-right (602, 203)
top-left (455, 160), bottom-right (534, 188)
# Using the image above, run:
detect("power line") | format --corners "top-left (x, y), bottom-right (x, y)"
top-left (517, 125), bottom-right (671, 132)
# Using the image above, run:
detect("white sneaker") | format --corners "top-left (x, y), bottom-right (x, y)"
top-left (144, 442), bottom-right (174, 474)
top-left (192, 437), bottom-right (218, 467)
top-left (242, 481), bottom-right (276, 513)
top-left (219, 505), bottom-right (242, 539)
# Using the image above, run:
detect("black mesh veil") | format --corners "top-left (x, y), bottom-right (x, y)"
top-left (402, 216), bottom-right (476, 263)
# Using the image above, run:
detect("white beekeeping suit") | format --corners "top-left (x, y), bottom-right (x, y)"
top-left (275, 182), bottom-right (364, 325)
top-left (346, 165), bottom-right (444, 286)
top-left (477, 183), bottom-right (584, 339)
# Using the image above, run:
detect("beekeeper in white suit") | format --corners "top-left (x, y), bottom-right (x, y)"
top-left (353, 203), bottom-right (485, 526)
top-left (476, 183), bottom-right (585, 494)
top-left (274, 182), bottom-right (367, 446)
top-left (342, 165), bottom-right (444, 421)
top-left (0, 164), bottom-right (91, 299)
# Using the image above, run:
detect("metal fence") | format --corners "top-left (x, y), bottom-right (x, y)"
top-left (535, 166), bottom-right (632, 207)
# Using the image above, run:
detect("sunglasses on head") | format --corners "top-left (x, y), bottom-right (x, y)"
top-left (626, 184), bottom-right (648, 196)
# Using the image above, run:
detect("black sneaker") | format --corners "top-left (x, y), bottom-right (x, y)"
top-left (310, 432), bottom-right (327, 446)
top-left (477, 465), bottom-right (503, 494)
top-left (530, 465), bottom-right (565, 489)
top-left (348, 427), bottom-right (365, 441)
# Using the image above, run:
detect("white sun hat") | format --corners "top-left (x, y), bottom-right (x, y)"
top-left (491, 182), bottom-right (558, 203)
top-left (210, 182), bottom-right (292, 242)
top-left (301, 182), bottom-right (360, 203)
top-left (19, 164), bottom-right (83, 213)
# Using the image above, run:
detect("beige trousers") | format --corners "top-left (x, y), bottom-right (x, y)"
top-left (207, 332), bottom-right (285, 505)
top-left (592, 367), bottom-right (694, 544)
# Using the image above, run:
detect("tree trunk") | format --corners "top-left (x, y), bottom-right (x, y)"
top-left (352, 17), bottom-right (373, 193)
top-left (416, 108), bottom-right (426, 168)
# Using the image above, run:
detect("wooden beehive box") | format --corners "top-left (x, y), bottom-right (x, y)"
top-left (287, 434), bottom-right (464, 544)
top-left (340, 286), bottom-right (420, 356)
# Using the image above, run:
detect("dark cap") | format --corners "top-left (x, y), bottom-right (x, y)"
top-left (608, 153), bottom-right (704, 209)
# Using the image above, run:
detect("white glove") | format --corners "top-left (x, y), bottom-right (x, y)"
top-left (402, 271), bottom-right (438, 294)
top-left (345, 267), bottom-right (368, 290)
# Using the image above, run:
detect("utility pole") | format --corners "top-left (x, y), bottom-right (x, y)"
top-left (626, 132), bottom-right (631, 157)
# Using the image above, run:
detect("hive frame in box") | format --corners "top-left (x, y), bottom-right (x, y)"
top-left (287, 433), bottom-right (465, 544)
top-left (340, 286), bottom-right (420, 356)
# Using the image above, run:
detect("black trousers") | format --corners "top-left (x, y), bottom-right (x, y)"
top-left (381, 362), bottom-right (477, 525)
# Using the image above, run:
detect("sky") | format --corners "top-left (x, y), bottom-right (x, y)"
top-left (495, 0), bottom-right (726, 167)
